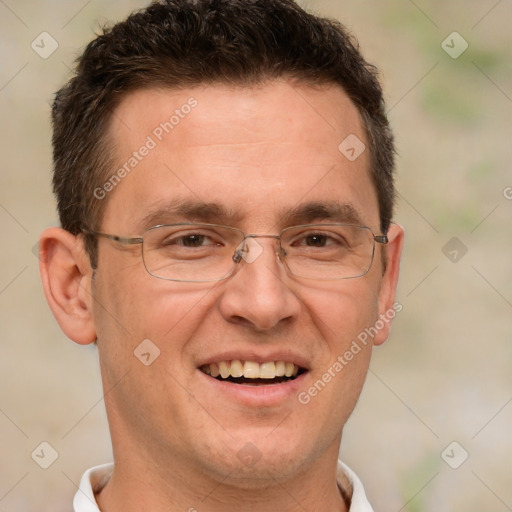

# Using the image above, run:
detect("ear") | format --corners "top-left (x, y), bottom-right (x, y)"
top-left (373, 222), bottom-right (404, 346)
top-left (39, 227), bottom-right (97, 345)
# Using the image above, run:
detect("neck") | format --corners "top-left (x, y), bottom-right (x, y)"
top-left (96, 439), bottom-right (349, 512)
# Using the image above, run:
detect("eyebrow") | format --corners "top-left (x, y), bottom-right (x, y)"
top-left (138, 199), bottom-right (243, 230)
top-left (277, 201), bottom-right (364, 226)
top-left (137, 199), bottom-right (364, 231)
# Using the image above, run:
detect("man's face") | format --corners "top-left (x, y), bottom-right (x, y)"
top-left (90, 80), bottom-right (400, 483)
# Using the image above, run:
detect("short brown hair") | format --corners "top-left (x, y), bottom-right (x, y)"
top-left (52, 0), bottom-right (395, 267)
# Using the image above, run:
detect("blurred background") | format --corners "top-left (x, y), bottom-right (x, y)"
top-left (1, 0), bottom-right (511, 510)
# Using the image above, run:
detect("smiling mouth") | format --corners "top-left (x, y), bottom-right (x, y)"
top-left (200, 360), bottom-right (306, 386)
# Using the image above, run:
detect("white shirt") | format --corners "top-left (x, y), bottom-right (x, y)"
top-left (73, 460), bottom-right (374, 511)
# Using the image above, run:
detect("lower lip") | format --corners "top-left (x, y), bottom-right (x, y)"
top-left (197, 369), bottom-right (308, 407)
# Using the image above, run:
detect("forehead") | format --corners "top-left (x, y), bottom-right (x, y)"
top-left (101, 80), bottom-right (379, 232)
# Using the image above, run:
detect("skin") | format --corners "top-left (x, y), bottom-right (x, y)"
top-left (40, 79), bottom-right (403, 512)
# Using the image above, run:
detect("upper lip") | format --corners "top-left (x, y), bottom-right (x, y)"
top-left (197, 351), bottom-right (310, 371)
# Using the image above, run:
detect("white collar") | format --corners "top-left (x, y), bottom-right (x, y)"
top-left (337, 461), bottom-right (374, 511)
top-left (73, 460), bottom-right (373, 511)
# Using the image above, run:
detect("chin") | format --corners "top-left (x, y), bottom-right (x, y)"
top-left (194, 429), bottom-right (317, 487)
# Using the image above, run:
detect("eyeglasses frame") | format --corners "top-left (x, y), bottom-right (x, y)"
top-left (82, 222), bottom-right (388, 282)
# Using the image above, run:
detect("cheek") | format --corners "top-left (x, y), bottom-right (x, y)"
top-left (92, 268), bottom-right (215, 366)
top-left (296, 283), bottom-right (379, 430)
top-left (302, 278), bottom-right (380, 351)
top-left (91, 273), bottom-right (215, 434)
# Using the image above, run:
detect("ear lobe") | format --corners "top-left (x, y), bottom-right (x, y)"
top-left (373, 222), bottom-right (404, 346)
top-left (39, 227), bottom-right (97, 345)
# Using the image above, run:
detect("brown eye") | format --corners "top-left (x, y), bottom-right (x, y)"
top-left (177, 234), bottom-right (207, 247)
top-left (304, 234), bottom-right (328, 247)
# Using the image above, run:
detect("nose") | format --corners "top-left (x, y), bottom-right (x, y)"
top-left (217, 237), bottom-right (301, 331)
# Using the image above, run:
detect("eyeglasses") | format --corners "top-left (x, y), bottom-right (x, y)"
top-left (83, 223), bottom-right (388, 282)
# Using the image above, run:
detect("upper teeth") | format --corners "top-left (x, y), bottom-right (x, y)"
top-left (201, 360), bottom-right (300, 379)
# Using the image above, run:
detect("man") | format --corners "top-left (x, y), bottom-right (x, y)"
top-left (39, 0), bottom-right (403, 510)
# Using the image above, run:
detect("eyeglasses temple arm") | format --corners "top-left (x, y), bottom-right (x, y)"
top-left (83, 230), bottom-right (143, 245)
